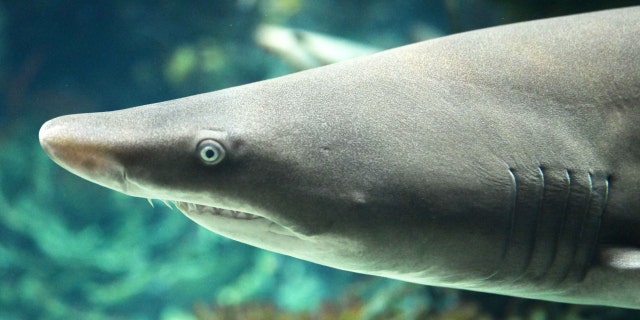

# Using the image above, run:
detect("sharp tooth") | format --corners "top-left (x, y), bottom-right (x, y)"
top-left (174, 202), bottom-right (260, 220)
top-left (162, 200), bottom-right (173, 210)
top-left (147, 198), bottom-right (155, 208)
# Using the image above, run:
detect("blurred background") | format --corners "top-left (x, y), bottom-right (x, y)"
top-left (1, 1), bottom-right (639, 319)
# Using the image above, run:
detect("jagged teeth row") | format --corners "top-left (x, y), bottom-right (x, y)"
top-left (174, 201), bottom-right (259, 220)
top-left (147, 198), bottom-right (173, 209)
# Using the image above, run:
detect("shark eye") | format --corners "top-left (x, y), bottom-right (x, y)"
top-left (197, 139), bottom-right (225, 165)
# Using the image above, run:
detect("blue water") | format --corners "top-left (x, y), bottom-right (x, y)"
top-left (1, 1), bottom-right (639, 319)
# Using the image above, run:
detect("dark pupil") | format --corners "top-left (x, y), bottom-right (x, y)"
top-left (205, 149), bottom-right (216, 159)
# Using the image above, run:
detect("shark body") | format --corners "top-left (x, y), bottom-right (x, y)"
top-left (40, 7), bottom-right (640, 308)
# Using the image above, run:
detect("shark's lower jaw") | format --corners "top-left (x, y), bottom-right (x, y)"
top-left (173, 201), bottom-right (261, 220)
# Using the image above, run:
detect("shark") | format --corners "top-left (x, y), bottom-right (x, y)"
top-left (254, 23), bottom-right (381, 70)
top-left (39, 7), bottom-right (640, 308)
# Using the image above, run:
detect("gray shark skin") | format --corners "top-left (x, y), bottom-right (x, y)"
top-left (39, 7), bottom-right (640, 308)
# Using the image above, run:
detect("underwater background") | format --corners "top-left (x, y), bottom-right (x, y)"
top-left (2, 1), bottom-right (640, 319)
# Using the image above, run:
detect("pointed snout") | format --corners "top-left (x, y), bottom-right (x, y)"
top-left (39, 116), bottom-right (71, 164)
top-left (39, 115), bottom-right (98, 171)
top-left (39, 115), bottom-right (128, 193)
top-left (39, 116), bottom-right (81, 169)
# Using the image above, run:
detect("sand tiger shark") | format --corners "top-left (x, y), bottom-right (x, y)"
top-left (39, 7), bottom-right (640, 308)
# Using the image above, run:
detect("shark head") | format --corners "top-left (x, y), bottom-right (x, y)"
top-left (38, 81), bottom-right (412, 275)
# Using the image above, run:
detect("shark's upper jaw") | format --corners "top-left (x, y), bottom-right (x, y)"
top-left (173, 201), bottom-right (260, 220)
top-left (171, 197), bottom-right (306, 245)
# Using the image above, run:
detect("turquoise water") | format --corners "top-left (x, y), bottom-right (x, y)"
top-left (1, 1), bottom-right (639, 319)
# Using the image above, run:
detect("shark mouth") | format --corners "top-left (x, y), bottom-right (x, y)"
top-left (151, 199), bottom-right (298, 239)
top-left (172, 201), bottom-right (261, 220)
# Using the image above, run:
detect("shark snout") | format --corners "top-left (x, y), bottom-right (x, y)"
top-left (39, 116), bottom-right (91, 169)
top-left (39, 118), bottom-right (66, 162)
top-left (39, 115), bottom-right (129, 194)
